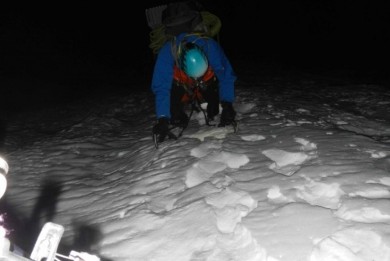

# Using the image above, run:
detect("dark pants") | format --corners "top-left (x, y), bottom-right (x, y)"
top-left (171, 78), bottom-right (220, 121)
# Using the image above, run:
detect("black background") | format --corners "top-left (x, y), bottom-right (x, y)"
top-left (1, 1), bottom-right (389, 111)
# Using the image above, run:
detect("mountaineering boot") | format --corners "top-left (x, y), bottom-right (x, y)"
top-left (206, 101), bottom-right (219, 121)
top-left (153, 117), bottom-right (170, 143)
top-left (201, 80), bottom-right (219, 121)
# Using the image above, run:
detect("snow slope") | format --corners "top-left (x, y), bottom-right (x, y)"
top-left (1, 68), bottom-right (390, 261)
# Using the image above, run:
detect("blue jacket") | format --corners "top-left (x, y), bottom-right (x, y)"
top-left (151, 33), bottom-right (237, 119)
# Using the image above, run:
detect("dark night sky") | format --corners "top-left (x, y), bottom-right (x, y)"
top-left (1, 1), bottom-right (389, 111)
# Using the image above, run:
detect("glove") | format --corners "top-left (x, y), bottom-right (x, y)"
top-left (219, 101), bottom-right (236, 126)
top-left (153, 117), bottom-right (170, 143)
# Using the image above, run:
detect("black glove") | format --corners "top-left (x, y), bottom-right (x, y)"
top-left (219, 101), bottom-right (236, 126)
top-left (153, 117), bottom-right (178, 144)
top-left (153, 117), bottom-right (170, 143)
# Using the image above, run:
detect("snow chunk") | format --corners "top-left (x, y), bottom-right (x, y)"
top-left (206, 188), bottom-right (257, 211)
top-left (197, 160), bottom-right (227, 174)
top-left (262, 149), bottom-right (309, 167)
top-left (262, 149), bottom-right (311, 176)
top-left (336, 207), bottom-right (390, 223)
top-left (348, 185), bottom-right (390, 198)
top-left (206, 188), bottom-right (257, 233)
top-left (208, 151), bottom-right (250, 168)
top-left (190, 141), bottom-right (222, 158)
top-left (210, 224), bottom-right (268, 261)
top-left (240, 134), bottom-right (266, 141)
top-left (185, 161), bottom-right (227, 188)
top-left (365, 149), bottom-right (388, 159)
top-left (379, 177), bottom-right (390, 186)
top-left (294, 137), bottom-right (317, 151)
top-left (267, 185), bottom-right (292, 203)
top-left (296, 108), bottom-right (310, 114)
top-left (185, 165), bottom-right (212, 188)
top-left (334, 198), bottom-right (390, 223)
top-left (295, 180), bottom-right (344, 209)
top-left (309, 228), bottom-right (390, 261)
top-left (185, 127), bottom-right (235, 141)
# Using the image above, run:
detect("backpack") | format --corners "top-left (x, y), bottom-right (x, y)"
top-left (145, 1), bottom-right (222, 54)
top-left (162, 1), bottom-right (204, 36)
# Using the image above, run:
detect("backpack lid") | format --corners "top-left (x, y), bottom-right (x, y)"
top-left (162, 1), bottom-right (203, 35)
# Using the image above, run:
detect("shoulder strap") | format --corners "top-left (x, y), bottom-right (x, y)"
top-left (170, 36), bottom-right (180, 67)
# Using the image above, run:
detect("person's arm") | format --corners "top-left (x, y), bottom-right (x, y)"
top-left (151, 43), bottom-right (175, 119)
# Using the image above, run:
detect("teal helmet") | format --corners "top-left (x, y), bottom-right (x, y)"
top-left (178, 42), bottom-right (208, 79)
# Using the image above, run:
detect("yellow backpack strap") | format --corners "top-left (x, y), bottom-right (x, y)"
top-left (170, 36), bottom-right (182, 69)
top-left (148, 25), bottom-right (168, 55)
top-left (200, 11), bottom-right (221, 42)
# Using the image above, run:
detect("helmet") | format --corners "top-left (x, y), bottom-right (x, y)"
top-left (178, 42), bottom-right (208, 79)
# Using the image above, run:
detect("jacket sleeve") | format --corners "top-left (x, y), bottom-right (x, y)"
top-left (206, 39), bottom-right (237, 103)
top-left (151, 43), bottom-right (175, 119)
